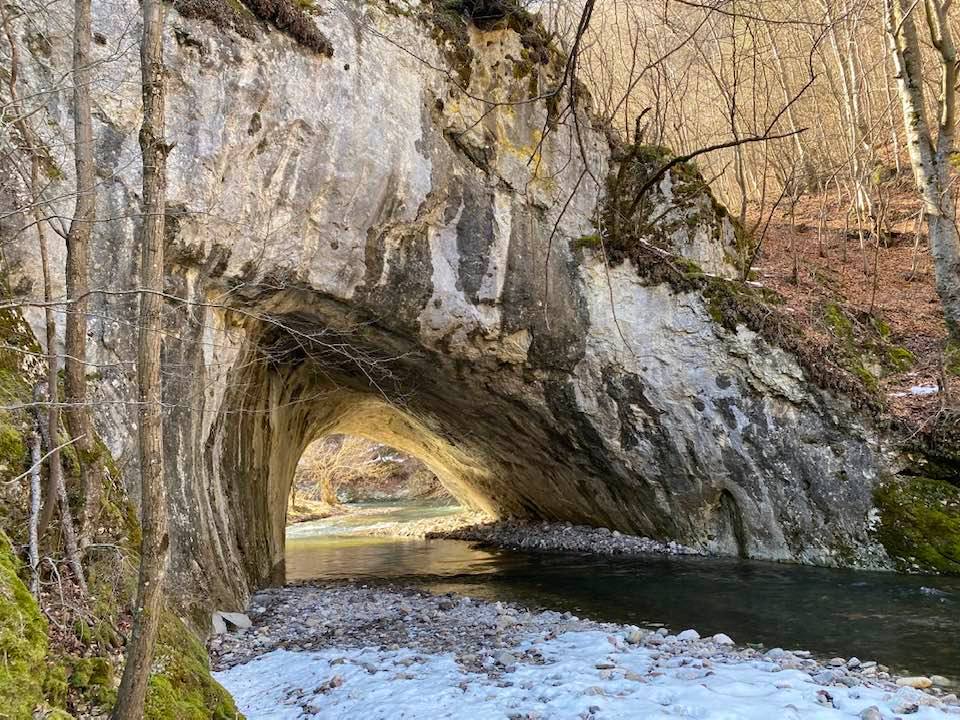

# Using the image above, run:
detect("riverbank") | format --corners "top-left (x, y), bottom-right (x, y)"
top-left (355, 510), bottom-right (700, 557)
top-left (212, 583), bottom-right (958, 719)
top-left (430, 517), bottom-right (700, 556)
top-left (287, 498), bottom-right (344, 524)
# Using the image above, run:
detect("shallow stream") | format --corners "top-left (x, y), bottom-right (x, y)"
top-left (285, 502), bottom-right (960, 681)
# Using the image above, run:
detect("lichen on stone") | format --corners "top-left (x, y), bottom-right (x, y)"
top-left (420, 0), bottom-right (556, 89)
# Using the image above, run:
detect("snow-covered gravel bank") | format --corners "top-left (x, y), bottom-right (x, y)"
top-left (211, 584), bottom-right (959, 719)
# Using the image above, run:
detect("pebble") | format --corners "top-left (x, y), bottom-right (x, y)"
top-left (813, 670), bottom-right (839, 685)
top-left (495, 651), bottom-right (516, 667)
top-left (208, 580), bottom-right (951, 712)
top-left (424, 517), bottom-right (699, 557)
top-left (859, 706), bottom-right (884, 720)
top-left (897, 676), bottom-right (933, 689)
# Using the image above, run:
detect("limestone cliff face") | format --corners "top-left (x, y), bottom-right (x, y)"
top-left (4, 0), bottom-right (898, 614)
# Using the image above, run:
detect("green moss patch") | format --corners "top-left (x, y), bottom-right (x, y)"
top-left (874, 476), bottom-right (960, 574)
top-left (0, 529), bottom-right (49, 718)
top-left (600, 143), bottom-right (738, 268)
top-left (816, 302), bottom-right (915, 393)
top-left (145, 612), bottom-right (242, 720)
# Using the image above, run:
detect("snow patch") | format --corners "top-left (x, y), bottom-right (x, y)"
top-left (217, 630), bottom-right (952, 719)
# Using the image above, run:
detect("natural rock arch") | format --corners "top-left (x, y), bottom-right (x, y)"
top-left (4, 0), bottom-right (906, 619)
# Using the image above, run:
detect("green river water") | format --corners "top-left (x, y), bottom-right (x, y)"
top-left (285, 502), bottom-right (960, 683)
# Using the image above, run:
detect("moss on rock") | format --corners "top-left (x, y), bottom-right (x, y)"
top-left (817, 302), bottom-right (916, 393)
top-left (600, 143), bottom-right (729, 265)
top-left (0, 529), bottom-right (49, 718)
top-left (145, 612), bottom-right (242, 720)
top-left (65, 656), bottom-right (116, 708)
top-left (873, 476), bottom-right (960, 574)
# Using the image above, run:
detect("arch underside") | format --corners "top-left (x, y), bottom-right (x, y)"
top-left (201, 292), bottom-right (676, 607)
top-left (164, 276), bottom-right (882, 625)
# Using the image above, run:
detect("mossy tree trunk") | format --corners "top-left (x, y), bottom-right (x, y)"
top-left (112, 0), bottom-right (170, 716)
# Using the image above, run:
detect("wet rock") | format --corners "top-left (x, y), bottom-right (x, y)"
top-left (859, 706), bottom-right (884, 720)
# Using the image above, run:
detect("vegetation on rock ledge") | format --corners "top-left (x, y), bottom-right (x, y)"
top-left (586, 143), bottom-right (885, 410)
top-left (173, 0), bottom-right (333, 56)
top-left (873, 476), bottom-right (960, 575)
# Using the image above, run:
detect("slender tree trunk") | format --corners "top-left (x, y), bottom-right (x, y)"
top-left (2, 4), bottom-right (58, 541)
top-left (112, 0), bottom-right (169, 715)
top-left (3, 5), bottom-right (86, 592)
top-left (28, 430), bottom-right (42, 596)
top-left (67, 0), bottom-right (102, 552)
top-left (32, 382), bottom-right (87, 596)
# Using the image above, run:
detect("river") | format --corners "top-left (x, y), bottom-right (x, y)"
top-left (285, 501), bottom-right (960, 683)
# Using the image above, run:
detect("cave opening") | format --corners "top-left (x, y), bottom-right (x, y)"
top-left (286, 433), bottom-right (457, 523)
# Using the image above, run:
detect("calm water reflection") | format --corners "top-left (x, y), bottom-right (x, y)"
top-left (285, 504), bottom-right (960, 681)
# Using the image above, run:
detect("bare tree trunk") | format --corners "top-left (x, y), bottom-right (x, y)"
top-left (885, 0), bottom-right (960, 341)
top-left (33, 382), bottom-right (88, 596)
top-left (112, 0), bottom-right (169, 715)
top-left (2, 6), bottom-right (85, 592)
top-left (2, 4), bottom-right (58, 541)
top-left (28, 430), bottom-right (42, 596)
top-left (67, 0), bottom-right (102, 552)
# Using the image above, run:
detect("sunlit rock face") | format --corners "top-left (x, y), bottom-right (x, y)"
top-left (5, 0), bottom-right (894, 614)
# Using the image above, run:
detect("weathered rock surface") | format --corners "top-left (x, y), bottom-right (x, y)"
top-left (1, 0), bottom-right (914, 616)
